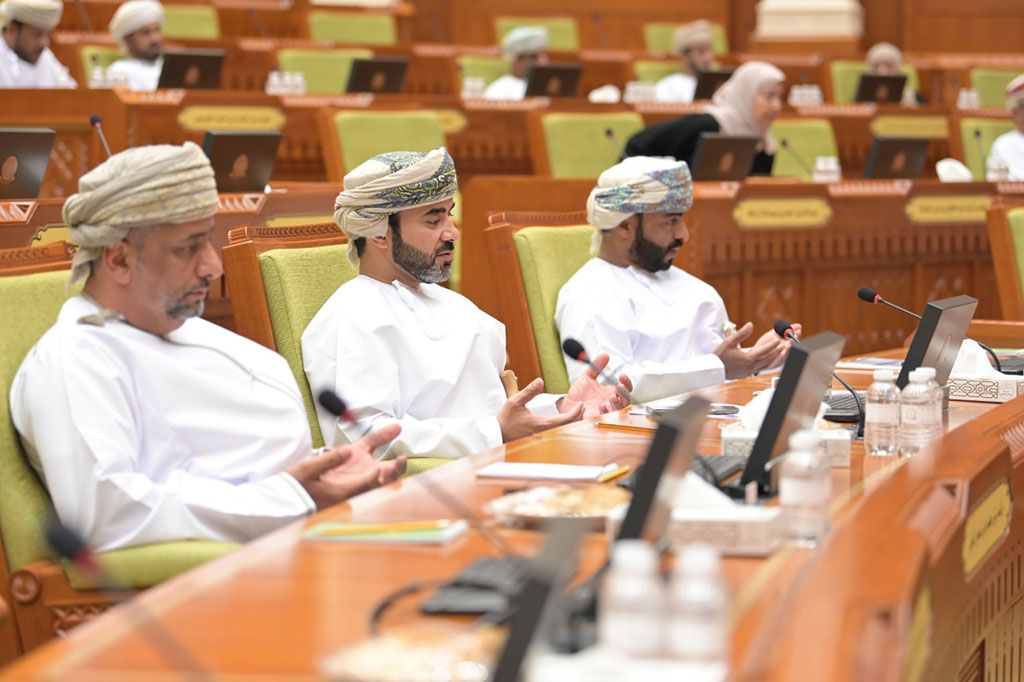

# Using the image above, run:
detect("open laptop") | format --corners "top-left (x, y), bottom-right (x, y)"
top-left (201, 131), bottom-right (281, 192)
top-left (524, 63), bottom-right (583, 98)
top-left (693, 68), bottom-right (734, 101)
top-left (862, 136), bottom-right (930, 179)
top-left (0, 127), bottom-right (55, 199)
top-left (690, 133), bottom-right (760, 181)
top-left (855, 73), bottom-right (908, 104)
top-left (346, 57), bottom-right (408, 93)
top-left (157, 49), bottom-right (225, 90)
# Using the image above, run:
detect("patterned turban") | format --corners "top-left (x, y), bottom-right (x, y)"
top-left (1006, 74), bottom-right (1024, 113)
top-left (333, 147), bottom-right (458, 267)
top-left (0, 0), bottom-right (62, 30)
top-left (586, 156), bottom-right (694, 255)
top-left (62, 142), bottom-right (219, 287)
top-left (501, 26), bottom-right (549, 60)
top-left (108, 0), bottom-right (163, 53)
top-left (672, 20), bottom-right (713, 57)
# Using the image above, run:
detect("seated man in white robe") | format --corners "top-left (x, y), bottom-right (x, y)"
top-left (555, 156), bottom-right (796, 404)
top-left (482, 26), bottom-right (549, 101)
top-left (0, 0), bottom-right (75, 88)
top-left (105, 0), bottom-right (163, 92)
top-left (986, 74), bottom-right (1024, 181)
top-left (10, 142), bottom-right (405, 553)
top-left (654, 20), bottom-right (715, 104)
top-left (302, 147), bottom-right (631, 457)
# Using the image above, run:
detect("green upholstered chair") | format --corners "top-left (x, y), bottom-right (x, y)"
top-left (80, 44), bottom-right (122, 82)
top-left (769, 118), bottom-right (839, 180)
top-left (307, 11), bottom-right (397, 46)
top-left (633, 59), bottom-right (678, 84)
top-left (642, 21), bottom-right (728, 56)
top-left (329, 110), bottom-right (445, 174)
top-left (455, 54), bottom-right (509, 89)
top-left (959, 117), bottom-right (1015, 180)
top-left (494, 16), bottom-right (579, 51)
top-left (971, 68), bottom-right (1020, 109)
top-left (1006, 209), bottom-right (1024, 308)
top-left (534, 112), bottom-right (644, 178)
top-left (277, 48), bottom-right (373, 95)
top-left (829, 60), bottom-right (920, 104)
top-left (162, 5), bottom-right (220, 40)
top-left (512, 225), bottom-right (593, 394)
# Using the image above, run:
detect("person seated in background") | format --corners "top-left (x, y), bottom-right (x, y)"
top-left (625, 61), bottom-right (785, 176)
top-left (865, 42), bottom-right (922, 107)
top-left (986, 74), bottom-right (1024, 181)
top-left (482, 26), bottom-right (549, 101)
top-left (302, 148), bottom-right (631, 458)
top-left (10, 142), bottom-right (405, 552)
top-left (0, 0), bottom-right (74, 88)
top-left (106, 0), bottom-right (164, 92)
top-left (556, 156), bottom-right (794, 404)
top-left (654, 19), bottom-right (715, 104)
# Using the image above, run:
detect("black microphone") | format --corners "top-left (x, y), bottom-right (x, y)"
top-left (90, 114), bottom-right (113, 159)
top-left (561, 338), bottom-right (632, 404)
top-left (779, 139), bottom-right (814, 177)
top-left (973, 128), bottom-right (987, 175)
top-left (774, 319), bottom-right (864, 438)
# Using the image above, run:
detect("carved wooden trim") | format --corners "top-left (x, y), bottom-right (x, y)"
top-left (227, 222), bottom-right (343, 246)
top-left (0, 242), bottom-right (75, 274)
top-left (0, 202), bottom-right (36, 224)
top-left (50, 603), bottom-right (108, 637)
top-left (10, 571), bottom-right (40, 605)
top-left (828, 180), bottom-right (912, 197)
top-left (217, 193), bottom-right (266, 214)
top-left (487, 210), bottom-right (587, 227)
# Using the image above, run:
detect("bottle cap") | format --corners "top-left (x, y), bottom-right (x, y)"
top-left (908, 369), bottom-right (927, 383)
top-left (788, 429), bottom-right (820, 453)
top-left (611, 539), bottom-right (658, 574)
top-left (918, 367), bottom-right (936, 381)
top-left (873, 369), bottom-right (894, 382)
top-left (675, 543), bottom-right (720, 576)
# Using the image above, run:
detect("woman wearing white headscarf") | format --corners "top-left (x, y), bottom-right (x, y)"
top-left (865, 42), bottom-right (922, 108)
top-left (625, 61), bottom-right (785, 176)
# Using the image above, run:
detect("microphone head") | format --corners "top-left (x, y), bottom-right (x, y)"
top-left (772, 319), bottom-right (793, 339)
top-left (780, 138), bottom-right (790, 148)
top-left (561, 338), bottom-right (587, 362)
top-left (857, 286), bottom-right (879, 303)
top-left (317, 389), bottom-right (349, 418)
top-left (46, 517), bottom-right (87, 561)
top-left (604, 128), bottom-right (615, 139)
top-left (89, 114), bottom-right (102, 127)
top-left (973, 128), bottom-right (982, 139)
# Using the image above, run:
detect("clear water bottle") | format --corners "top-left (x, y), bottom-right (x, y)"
top-left (667, 543), bottom-right (730, 675)
top-left (864, 369), bottom-right (900, 456)
top-left (918, 366), bottom-right (945, 442)
top-left (779, 429), bottom-right (831, 544)
top-left (598, 539), bottom-right (664, 658)
top-left (899, 369), bottom-right (942, 456)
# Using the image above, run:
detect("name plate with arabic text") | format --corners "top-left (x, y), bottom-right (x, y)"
top-left (962, 478), bottom-right (1012, 576)
top-left (904, 195), bottom-right (990, 224)
top-left (732, 198), bottom-right (832, 229)
top-left (177, 106), bottom-right (286, 133)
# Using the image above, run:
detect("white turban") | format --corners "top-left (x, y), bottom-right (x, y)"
top-left (0, 0), bottom-right (62, 30)
top-left (63, 142), bottom-right (219, 287)
top-left (501, 26), bottom-right (549, 60)
top-left (1007, 73), bottom-right (1024, 113)
top-left (108, 0), bottom-right (163, 52)
top-left (586, 156), bottom-right (694, 255)
top-left (672, 20), bottom-right (713, 57)
top-left (333, 147), bottom-right (458, 267)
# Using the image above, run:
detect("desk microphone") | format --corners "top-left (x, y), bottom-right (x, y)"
top-left (779, 139), bottom-right (814, 177)
top-left (89, 115), bottom-right (113, 159)
top-left (561, 338), bottom-right (632, 404)
top-left (972, 128), bottom-right (987, 171)
top-left (856, 286), bottom-right (1001, 371)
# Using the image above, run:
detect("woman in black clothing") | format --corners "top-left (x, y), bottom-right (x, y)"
top-left (624, 61), bottom-right (786, 177)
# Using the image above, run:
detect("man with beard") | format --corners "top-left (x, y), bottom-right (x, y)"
top-left (10, 142), bottom-right (405, 552)
top-left (106, 0), bottom-right (164, 92)
top-left (654, 20), bottom-right (715, 104)
top-left (0, 0), bottom-right (75, 88)
top-left (302, 148), bottom-right (631, 458)
top-left (555, 157), bottom-right (795, 403)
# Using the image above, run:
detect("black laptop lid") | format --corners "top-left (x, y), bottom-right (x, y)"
top-left (0, 127), bottom-right (56, 199)
top-left (201, 131), bottom-right (282, 193)
top-left (896, 294), bottom-right (978, 389)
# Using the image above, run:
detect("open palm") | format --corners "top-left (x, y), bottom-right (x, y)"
top-left (561, 352), bottom-right (633, 417)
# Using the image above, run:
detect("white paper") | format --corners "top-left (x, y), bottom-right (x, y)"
top-left (475, 461), bottom-right (617, 481)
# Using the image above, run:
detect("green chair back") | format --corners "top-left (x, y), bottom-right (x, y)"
top-left (960, 117), bottom-right (1015, 180)
top-left (633, 59), bottom-right (679, 84)
top-left (830, 60), bottom-right (920, 104)
top-left (494, 16), bottom-right (579, 51)
top-left (642, 21), bottom-right (728, 56)
top-left (307, 11), bottom-right (398, 46)
top-left (970, 68), bottom-right (1021, 109)
top-left (277, 48), bottom-right (373, 95)
top-left (456, 55), bottom-right (509, 88)
top-left (770, 118), bottom-right (838, 180)
top-left (162, 5), bottom-right (220, 40)
top-left (1008, 209), bottom-right (1024, 308)
top-left (81, 44), bottom-right (122, 82)
top-left (538, 112), bottom-right (644, 178)
top-left (329, 110), bottom-right (445, 173)
top-left (513, 226), bottom-right (593, 394)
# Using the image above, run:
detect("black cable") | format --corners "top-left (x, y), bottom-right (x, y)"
top-left (693, 454), bottom-right (721, 487)
top-left (975, 341), bottom-right (1002, 373)
top-left (368, 578), bottom-right (450, 636)
top-left (831, 372), bottom-right (865, 439)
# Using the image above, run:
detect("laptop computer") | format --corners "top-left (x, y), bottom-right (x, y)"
top-left (855, 73), bottom-right (908, 104)
top-left (691, 133), bottom-right (760, 181)
top-left (524, 63), bottom-right (583, 98)
top-left (896, 294), bottom-right (978, 390)
top-left (862, 136), bottom-right (930, 179)
top-left (693, 68), bottom-right (734, 101)
top-left (201, 131), bottom-right (282, 193)
top-left (157, 49), bottom-right (225, 90)
top-left (346, 57), bottom-right (408, 93)
top-left (0, 127), bottom-right (56, 199)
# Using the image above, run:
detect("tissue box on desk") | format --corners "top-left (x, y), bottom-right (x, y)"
top-left (720, 425), bottom-right (851, 467)
top-left (948, 375), bottom-right (1024, 403)
top-left (666, 506), bottom-right (781, 557)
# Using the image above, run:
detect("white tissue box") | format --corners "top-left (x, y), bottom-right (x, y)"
top-left (948, 375), bottom-right (1024, 403)
top-left (720, 426), bottom-right (851, 467)
top-left (666, 506), bottom-right (781, 557)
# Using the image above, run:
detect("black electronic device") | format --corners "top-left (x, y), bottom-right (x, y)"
top-left (524, 62), bottom-right (583, 98)
top-left (156, 49), bottom-right (225, 89)
top-left (690, 133), bottom-right (760, 181)
top-left (692, 68), bottom-right (734, 100)
top-left (201, 130), bottom-right (281, 192)
top-left (854, 73), bottom-right (908, 104)
top-left (0, 127), bottom-right (56, 199)
top-left (346, 57), bottom-right (408, 93)
top-left (896, 294), bottom-right (978, 389)
top-left (862, 136), bottom-right (930, 179)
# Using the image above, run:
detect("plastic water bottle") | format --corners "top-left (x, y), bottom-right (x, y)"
top-left (918, 366), bottom-right (945, 441)
top-left (667, 543), bottom-right (730, 676)
top-left (899, 369), bottom-right (942, 456)
top-left (864, 369), bottom-right (900, 456)
top-left (779, 430), bottom-right (830, 544)
top-left (598, 539), bottom-right (664, 658)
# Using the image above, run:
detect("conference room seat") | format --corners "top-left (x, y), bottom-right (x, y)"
top-left (0, 242), bottom-right (236, 656)
top-left (494, 16), bottom-right (579, 51)
top-left (526, 111), bottom-right (644, 178)
top-left (276, 48), bottom-right (373, 95)
top-left (770, 118), bottom-right (839, 181)
top-left (162, 4), bottom-right (220, 41)
top-left (828, 59), bottom-right (921, 103)
top-left (79, 45), bottom-right (121, 85)
top-left (642, 21), bottom-right (729, 57)
top-left (958, 117), bottom-right (1017, 180)
top-left (970, 67), bottom-right (1021, 109)
top-left (453, 54), bottom-right (509, 93)
top-left (986, 197), bottom-right (1024, 320)
top-left (632, 59), bottom-right (678, 85)
top-left (306, 11), bottom-right (398, 46)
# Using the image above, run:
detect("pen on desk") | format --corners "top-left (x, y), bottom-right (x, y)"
top-left (598, 464), bottom-right (631, 483)
top-left (596, 421), bottom-right (655, 435)
top-left (317, 520), bottom-right (454, 536)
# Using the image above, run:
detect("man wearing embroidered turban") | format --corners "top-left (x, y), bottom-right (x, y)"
top-left (985, 73), bottom-right (1024, 181)
top-left (0, 0), bottom-right (75, 88)
top-left (654, 19), bottom-right (716, 104)
top-left (11, 142), bottom-right (405, 552)
top-left (302, 147), bottom-right (631, 458)
top-left (482, 25), bottom-right (549, 100)
top-left (105, 0), bottom-right (164, 91)
top-left (555, 156), bottom-right (796, 403)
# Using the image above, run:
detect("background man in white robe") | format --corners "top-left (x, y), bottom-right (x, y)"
top-left (0, 0), bottom-right (74, 88)
top-left (482, 26), bottom-right (549, 101)
top-left (555, 156), bottom-right (796, 404)
top-left (654, 20), bottom-right (715, 104)
top-left (303, 148), bottom-right (631, 458)
top-left (986, 74), bottom-right (1024, 181)
top-left (105, 0), bottom-right (163, 92)
top-left (11, 142), bottom-right (404, 553)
